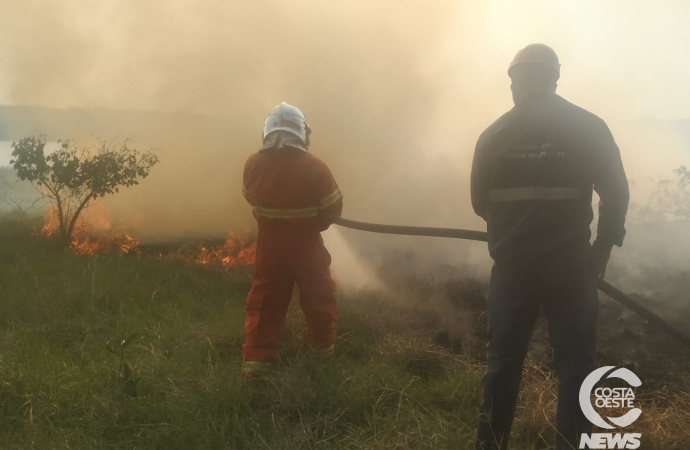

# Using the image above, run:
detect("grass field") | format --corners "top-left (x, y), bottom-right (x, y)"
top-left (1, 218), bottom-right (688, 449)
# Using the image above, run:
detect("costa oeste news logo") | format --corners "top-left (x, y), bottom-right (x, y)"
top-left (579, 366), bottom-right (642, 449)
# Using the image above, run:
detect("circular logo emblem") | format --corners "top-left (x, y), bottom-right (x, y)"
top-left (579, 366), bottom-right (642, 429)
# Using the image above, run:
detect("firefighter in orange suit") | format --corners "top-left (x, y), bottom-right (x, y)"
top-left (241, 102), bottom-right (343, 376)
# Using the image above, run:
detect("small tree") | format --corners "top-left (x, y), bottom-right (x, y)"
top-left (676, 165), bottom-right (690, 189)
top-left (11, 136), bottom-right (159, 243)
top-left (635, 165), bottom-right (690, 225)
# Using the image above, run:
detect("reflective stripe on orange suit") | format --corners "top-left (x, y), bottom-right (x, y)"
top-left (242, 147), bottom-right (343, 362)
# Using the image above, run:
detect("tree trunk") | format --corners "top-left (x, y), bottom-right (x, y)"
top-left (53, 194), bottom-right (70, 246)
top-left (65, 194), bottom-right (93, 244)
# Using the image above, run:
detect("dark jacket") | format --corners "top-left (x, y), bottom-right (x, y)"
top-left (471, 93), bottom-right (629, 264)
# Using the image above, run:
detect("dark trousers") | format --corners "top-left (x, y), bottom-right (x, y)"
top-left (476, 255), bottom-right (598, 450)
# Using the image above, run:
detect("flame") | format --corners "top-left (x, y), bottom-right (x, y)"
top-left (41, 207), bottom-right (62, 236)
top-left (41, 205), bottom-right (139, 256)
top-left (69, 233), bottom-right (141, 256)
top-left (184, 234), bottom-right (256, 266)
top-left (40, 206), bottom-right (256, 266)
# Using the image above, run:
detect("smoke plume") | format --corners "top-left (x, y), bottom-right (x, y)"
top-left (0, 0), bottom-right (688, 288)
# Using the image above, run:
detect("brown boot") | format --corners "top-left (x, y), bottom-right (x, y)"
top-left (239, 360), bottom-right (273, 381)
top-left (312, 344), bottom-right (335, 363)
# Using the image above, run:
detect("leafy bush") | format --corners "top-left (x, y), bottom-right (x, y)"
top-left (11, 136), bottom-right (158, 243)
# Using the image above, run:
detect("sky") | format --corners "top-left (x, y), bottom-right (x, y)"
top-left (0, 0), bottom-right (687, 120)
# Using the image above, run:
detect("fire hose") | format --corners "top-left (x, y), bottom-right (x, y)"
top-left (328, 215), bottom-right (690, 349)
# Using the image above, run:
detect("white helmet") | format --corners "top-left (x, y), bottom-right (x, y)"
top-left (262, 102), bottom-right (311, 150)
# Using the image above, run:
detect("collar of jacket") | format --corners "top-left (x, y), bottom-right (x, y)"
top-left (261, 131), bottom-right (308, 152)
top-left (514, 91), bottom-right (558, 108)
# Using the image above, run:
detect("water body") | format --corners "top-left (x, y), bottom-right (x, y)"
top-left (0, 141), bottom-right (14, 167)
top-left (0, 141), bottom-right (60, 167)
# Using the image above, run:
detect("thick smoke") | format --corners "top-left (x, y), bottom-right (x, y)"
top-left (0, 0), bottom-right (688, 289)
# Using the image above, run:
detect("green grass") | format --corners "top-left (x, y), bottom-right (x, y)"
top-left (0, 218), bottom-right (688, 449)
top-left (0, 224), bottom-right (483, 450)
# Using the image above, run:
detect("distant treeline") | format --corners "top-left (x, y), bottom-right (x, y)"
top-left (0, 104), bottom-right (228, 142)
top-left (0, 104), bottom-right (688, 145)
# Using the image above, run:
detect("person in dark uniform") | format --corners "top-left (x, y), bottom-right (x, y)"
top-left (471, 44), bottom-right (629, 450)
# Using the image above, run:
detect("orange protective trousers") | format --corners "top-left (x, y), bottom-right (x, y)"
top-left (242, 222), bottom-right (338, 362)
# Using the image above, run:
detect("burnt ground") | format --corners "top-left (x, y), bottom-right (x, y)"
top-left (380, 270), bottom-right (690, 392)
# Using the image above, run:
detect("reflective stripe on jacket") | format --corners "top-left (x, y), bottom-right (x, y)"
top-left (243, 147), bottom-right (343, 231)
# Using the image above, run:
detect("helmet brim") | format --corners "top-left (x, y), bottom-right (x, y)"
top-left (508, 62), bottom-right (560, 81)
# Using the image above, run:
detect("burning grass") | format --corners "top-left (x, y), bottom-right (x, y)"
top-left (0, 218), bottom-right (689, 449)
top-left (40, 206), bottom-right (257, 265)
